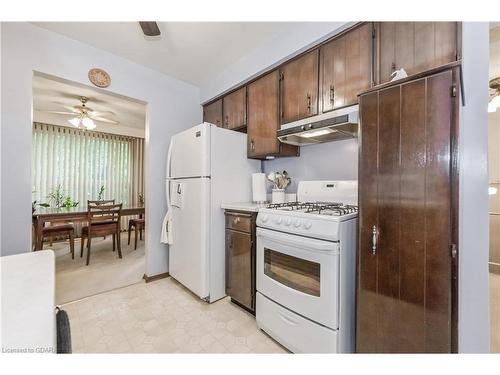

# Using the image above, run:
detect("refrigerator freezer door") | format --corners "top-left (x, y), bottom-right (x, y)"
top-left (168, 177), bottom-right (210, 299)
top-left (169, 123), bottom-right (211, 179)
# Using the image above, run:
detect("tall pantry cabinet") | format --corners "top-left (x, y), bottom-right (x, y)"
top-left (356, 66), bottom-right (460, 353)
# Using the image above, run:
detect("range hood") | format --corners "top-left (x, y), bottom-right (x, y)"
top-left (277, 105), bottom-right (359, 146)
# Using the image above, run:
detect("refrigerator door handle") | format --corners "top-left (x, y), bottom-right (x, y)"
top-left (166, 138), bottom-right (173, 210)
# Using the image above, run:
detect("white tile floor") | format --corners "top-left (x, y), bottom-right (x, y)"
top-left (63, 277), bottom-right (288, 353)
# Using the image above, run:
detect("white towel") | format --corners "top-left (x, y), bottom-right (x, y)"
top-left (160, 209), bottom-right (173, 245)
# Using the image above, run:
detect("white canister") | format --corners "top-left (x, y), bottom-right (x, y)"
top-left (271, 189), bottom-right (285, 204)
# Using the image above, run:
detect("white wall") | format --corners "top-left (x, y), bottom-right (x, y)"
top-left (263, 139), bottom-right (358, 191)
top-left (0, 22), bottom-right (202, 278)
top-left (200, 22), bottom-right (351, 103)
top-left (458, 22), bottom-right (491, 353)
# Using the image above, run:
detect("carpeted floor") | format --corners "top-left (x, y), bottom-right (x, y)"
top-left (51, 232), bottom-right (145, 305)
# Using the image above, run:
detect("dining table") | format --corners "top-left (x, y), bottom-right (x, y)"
top-left (32, 205), bottom-right (145, 251)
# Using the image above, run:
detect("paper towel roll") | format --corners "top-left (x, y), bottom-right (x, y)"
top-left (252, 173), bottom-right (267, 203)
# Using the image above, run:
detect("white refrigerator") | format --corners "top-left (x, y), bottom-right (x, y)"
top-left (165, 123), bottom-right (261, 302)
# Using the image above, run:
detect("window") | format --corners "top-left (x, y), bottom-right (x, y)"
top-left (32, 123), bottom-right (144, 209)
top-left (264, 248), bottom-right (321, 296)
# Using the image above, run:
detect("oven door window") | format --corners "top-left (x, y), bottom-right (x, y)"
top-left (264, 248), bottom-right (320, 297)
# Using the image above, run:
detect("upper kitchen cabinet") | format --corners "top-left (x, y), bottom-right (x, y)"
top-left (321, 23), bottom-right (373, 112)
top-left (203, 99), bottom-right (223, 127)
top-left (376, 22), bottom-right (460, 84)
top-left (223, 86), bottom-right (247, 130)
top-left (247, 70), bottom-right (299, 159)
top-left (280, 49), bottom-right (319, 124)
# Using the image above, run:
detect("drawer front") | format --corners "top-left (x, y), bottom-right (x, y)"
top-left (225, 212), bottom-right (253, 233)
top-left (256, 292), bottom-right (338, 353)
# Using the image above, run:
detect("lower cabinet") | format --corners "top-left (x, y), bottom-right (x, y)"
top-left (225, 211), bottom-right (256, 313)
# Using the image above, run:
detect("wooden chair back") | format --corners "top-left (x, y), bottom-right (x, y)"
top-left (87, 202), bottom-right (122, 226)
top-left (88, 199), bottom-right (115, 206)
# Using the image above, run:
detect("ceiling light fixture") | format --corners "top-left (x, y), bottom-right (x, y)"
top-left (68, 117), bottom-right (81, 127)
top-left (66, 97), bottom-right (97, 130)
top-left (489, 77), bottom-right (500, 113)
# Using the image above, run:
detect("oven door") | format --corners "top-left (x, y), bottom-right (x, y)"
top-left (256, 227), bottom-right (340, 329)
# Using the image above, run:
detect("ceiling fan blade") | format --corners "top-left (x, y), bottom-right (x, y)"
top-left (39, 110), bottom-right (77, 116)
top-left (89, 111), bottom-right (115, 117)
top-left (52, 102), bottom-right (80, 113)
top-left (90, 116), bottom-right (119, 124)
top-left (139, 22), bottom-right (161, 37)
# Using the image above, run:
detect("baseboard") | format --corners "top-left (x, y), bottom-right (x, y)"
top-left (143, 272), bottom-right (170, 283)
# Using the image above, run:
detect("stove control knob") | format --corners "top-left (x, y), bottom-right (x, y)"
top-left (260, 214), bottom-right (269, 223)
top-left (275, 217), bottom-right (283, 225)
top-left (303, 221), bottom-right (312, 229)
top-left (294, 219), bottom-right (301, 228)
top-left (285, 218), bottom-right (292, 226)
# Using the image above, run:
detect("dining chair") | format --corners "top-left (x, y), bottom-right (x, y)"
top-left (81, 201), bottom-right (122, 266)
top-left (40, 223), bottom-right (75, 258)
top-left (128, 218), bottom-right (145, 250)
top-left (87, 200), bottom-right (115, 240)
top-left (88, 199), bottom-right (115, 205)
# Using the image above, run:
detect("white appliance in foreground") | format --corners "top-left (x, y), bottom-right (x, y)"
top-left (166, 123), bottom-right (260, 303)
top-left (256, 180), bottom-right (358, 353)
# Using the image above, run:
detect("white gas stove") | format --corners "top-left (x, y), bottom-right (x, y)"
top-left (255, 180), bottom-right (357, 353)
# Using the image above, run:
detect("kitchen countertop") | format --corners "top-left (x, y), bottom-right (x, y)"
top-left (221, 202), bottom-right (268, 212)
top-left (1, 250), bottom-right (56, 353)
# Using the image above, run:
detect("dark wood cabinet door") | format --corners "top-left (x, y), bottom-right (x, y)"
top-left (248, 71), bottom-right (279, 157)
top-left (321, 35), bottom-right (346, 111)
top-left (203, 99), bottom-right (222, 127)
top-left (280, 49), bottom-right (319, 123)
top-left (226, 229), bottom-right (253, 310)
top-left (222, 87), bottom-right (247, 129)
top-left (321, 23), bottom-right (372, 112)
top-left (344, 23), bottom-right (373, 105)
top-left (357, 69), bottom-right (456, 353)
top-left (247, 70), bottom-right (299, 159)
top-left (377, 22), bottom-right (458, 84)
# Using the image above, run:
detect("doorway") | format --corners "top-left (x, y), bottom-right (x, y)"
top-left (31, 71), bottom-right (148, 304)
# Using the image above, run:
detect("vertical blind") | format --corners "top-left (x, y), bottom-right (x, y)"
top-left (32, 123), bottom-right (144, 229)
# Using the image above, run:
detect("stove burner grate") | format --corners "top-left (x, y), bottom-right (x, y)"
top-left (267, 201), bottom-right (358, 216)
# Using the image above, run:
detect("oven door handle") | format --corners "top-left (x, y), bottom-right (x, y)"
top-left (279, 311), bottom-right (299, 326)
top-left (257, 228), bottom-right (338, 253)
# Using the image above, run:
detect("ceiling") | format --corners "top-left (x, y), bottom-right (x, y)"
top-left (33, 73), bottom-right (146, 137)
top-left (32, 22), bottom-right (303, 87)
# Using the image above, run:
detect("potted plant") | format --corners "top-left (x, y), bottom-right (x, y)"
top-left (97, 185), bottom-right (105, 201)
top-left (47, 185), bottom-right (79, 208)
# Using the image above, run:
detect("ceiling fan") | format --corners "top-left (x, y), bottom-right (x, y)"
top-left (139, 22), bottom-right (161, 37)
top-left (40, 96), bottom-right (118, 130)
top-left (490, 77), bottom-right (500, 113)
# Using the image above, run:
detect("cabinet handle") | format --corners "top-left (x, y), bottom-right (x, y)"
top-left (225, 115), bottom-right (229, 127)
top-left (233, 217), bottom-right (241, 225)
top-left (372, 225), bottom-right (378, 255)
top-left (279, 72), bottom-right (284, 121)
top-left (307, 93), bottom-right (312, 113)
top-left (329, 84), bottom-right (335, 103)
top-left (226, 234), bottom-right (231, 290)
top-left (391, 62), bottom-right (396, 72)
top-left (250, 140), bottom-right (255, 152)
